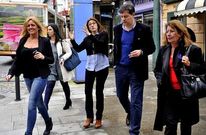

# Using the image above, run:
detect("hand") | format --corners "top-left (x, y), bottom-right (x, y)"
top-left (182, 56), bottom-right (190, 66)
top-left (33, 51), bottom-right (45, 60)
top-left (59, 58), bottom-right (64, 65)
top-left (129, 50), bottom-right (143, 58)
top-left (83, 25), bottom-right (91, 36)
top-left (5, 74), bottom-right (12, 81)
top-left (68, 31), bottom-right (74, 40)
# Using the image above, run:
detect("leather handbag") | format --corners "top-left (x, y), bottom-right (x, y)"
top-left (181, 45), bottom-right (206, 99)
top-left (181, 72), bottom-right (206, 99)
top-left (64, 47), bottom-right (81, 71)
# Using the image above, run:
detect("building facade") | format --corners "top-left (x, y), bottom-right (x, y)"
top-left (161, 0), bottom-right (206, 59)
top-left (133, 0), bottom-right (154, 30)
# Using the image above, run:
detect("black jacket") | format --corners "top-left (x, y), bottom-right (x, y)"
top-left (153, 44), bottom-right (203, 131)
top-left (113, 23), bottom-right (155, 80)
top-left (8, 36), bottom-right (54, 78)
top-left (70, 31), bottom-right (108, 56)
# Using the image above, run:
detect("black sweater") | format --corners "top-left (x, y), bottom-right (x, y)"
top-left (70, 31), bottom-right (109, 56)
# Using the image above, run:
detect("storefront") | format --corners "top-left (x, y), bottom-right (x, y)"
top-left (162, 0), bottom-right (206, 60)
top-left (134, 0), bottom-right (154, 30)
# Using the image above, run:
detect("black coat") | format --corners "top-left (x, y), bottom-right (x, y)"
top-left (70, 31), bottom-right (109, 56)
top-left (8, 36), bottom-right (54, 78)
top-left (113, 23), bottom-right (155, 80)
top-left (153, 44), bottom-right (203, 131)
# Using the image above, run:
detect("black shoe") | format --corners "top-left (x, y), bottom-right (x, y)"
top-left (63, 100), bottom-right (72, 110)
top-left (43, 117), bottom-right (53, 135)
top-left (24, 132), bottom-right (32, 135)
top-left (126, 114), bottom-right (130, 126)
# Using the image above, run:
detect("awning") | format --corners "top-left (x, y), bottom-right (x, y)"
top-left (174, 0), bottom-right (206, 16)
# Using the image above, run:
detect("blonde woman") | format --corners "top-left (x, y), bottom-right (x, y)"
top-left (5, 16), bottom-right (54, 135)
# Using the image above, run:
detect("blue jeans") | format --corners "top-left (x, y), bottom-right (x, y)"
top-left (24, 77), bottom-right (50, 135)
top-left (115, 65), bottom-right (144, 135)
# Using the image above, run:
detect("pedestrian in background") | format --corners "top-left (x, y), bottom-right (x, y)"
top-left (5, 16), bottom-right (54, 135)
top-left (153, 20), bottom-right (203, 135)
top-left (187, 27), bottom-right (196, 42)
top-left (44, 23), bottom-right (73, 110)
top-left (69, 17), bottom-right (109, 129)
top-left (113, 3), bottom-right (155, 135)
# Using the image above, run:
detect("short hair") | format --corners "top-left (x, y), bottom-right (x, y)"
top-left (21, 16), bottom-right (46, 37)
top-left (162, 20), bottom-right (192, 47)
top-left (118, 3), bottom-right (135, 15)
top-left (86, 17), bottom-right (106, 33)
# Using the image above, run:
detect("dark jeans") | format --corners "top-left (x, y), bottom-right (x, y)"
top-left (115, 65), bottom-right (144, 135)
top-left (85, 67), bottom-right (109, 120)
top-left (44, 80), bottom-right (71, 109)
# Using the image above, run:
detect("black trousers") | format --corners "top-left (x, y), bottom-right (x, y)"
top-left (44, 80), bottom-right (71, 109)
top-left (164, 91), bottom-right (192, 135)
top-left (85, 68), bottom-right (109, 120)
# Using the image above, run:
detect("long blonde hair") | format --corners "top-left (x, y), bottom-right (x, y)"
top-left (162, 20), bottom-right (192, 47)
top-left (20, 16), bottom-right (46, 37)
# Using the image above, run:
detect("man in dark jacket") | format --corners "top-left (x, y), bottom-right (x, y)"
top-left (113, 2), bottom-right (155, 135)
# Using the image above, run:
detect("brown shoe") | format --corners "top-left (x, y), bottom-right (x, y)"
top-left (83, 118), bottom-right (93, 128)
top-left (95, 120), bottom-right (102, 128)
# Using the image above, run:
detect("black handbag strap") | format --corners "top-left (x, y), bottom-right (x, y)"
top-left (182, 45), bottom-right (192, 74)
top-left (185, 45), bottom-right (192, 56)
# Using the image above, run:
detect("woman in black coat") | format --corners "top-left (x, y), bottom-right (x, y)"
top-left (153, 20), bottom-right (203, 135)
top-left (5, 16), bottom-right (54, 135)
top-left (69, 17), bottom-right (109, 129)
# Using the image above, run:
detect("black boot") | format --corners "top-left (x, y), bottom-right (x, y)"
top-left (63, 100), bottom-right (72, 110)
top-left (43, 117), bottom-right (53, 135)
top-left (126, 113), bottom-right (130, 126)
top-left (25, 132), bottom-right (32, 135)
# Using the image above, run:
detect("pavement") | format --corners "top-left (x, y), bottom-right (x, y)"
top-left (0, 57), bottom-right (206, 135)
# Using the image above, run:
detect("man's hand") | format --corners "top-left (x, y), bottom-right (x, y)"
top-left (129, 50), bottom-right (143, 58)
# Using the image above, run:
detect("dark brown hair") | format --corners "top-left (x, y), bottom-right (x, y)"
top-left (86, 17), bottom-right (106, 33)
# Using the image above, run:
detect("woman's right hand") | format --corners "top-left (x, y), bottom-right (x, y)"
top-left (5, 74), bottom-right (12, 81)
top-left (83, 25), bottom-right (91, 36)
top-left (182, 56), bottom-right (190, 66)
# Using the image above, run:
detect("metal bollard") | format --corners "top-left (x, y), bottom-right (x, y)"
top-left (15, 76), bottom-right (21, 101)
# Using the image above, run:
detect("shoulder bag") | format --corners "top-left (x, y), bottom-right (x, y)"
top-left (60, 40), bottom-right (81, 71)
top-left (181, 45), bottom-right (206, 99)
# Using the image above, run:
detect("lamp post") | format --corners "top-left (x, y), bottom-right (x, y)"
top-left (152, 0), bottom-right (160, 69)
top-left (53, 0), bottom-right (57, 24)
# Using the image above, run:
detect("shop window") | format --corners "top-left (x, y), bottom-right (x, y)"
top-left (144, 12), bottom-right (153, 30)
top-left (135, 14), bottom-right (143, 23)
top-left (167, 11), bottom-right (186, 24)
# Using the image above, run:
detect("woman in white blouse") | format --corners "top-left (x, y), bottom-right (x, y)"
top-left (44, 23), bottom-right (74, 110)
